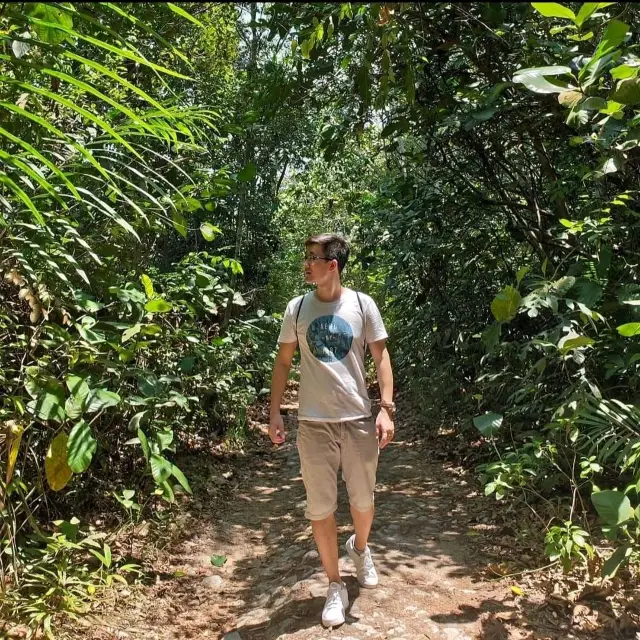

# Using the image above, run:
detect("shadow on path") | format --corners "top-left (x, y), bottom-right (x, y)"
top-left (91, 402), bottom-right (634, 640)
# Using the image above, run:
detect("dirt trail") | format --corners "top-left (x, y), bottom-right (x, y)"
top-left (88, 402), bottom-right (618, 640)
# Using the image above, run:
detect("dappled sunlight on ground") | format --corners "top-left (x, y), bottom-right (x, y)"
top-left (85, 397), bottom-right (635, 640)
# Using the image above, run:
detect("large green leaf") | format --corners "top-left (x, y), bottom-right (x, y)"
top-left (122, 323), bottom-right (141, 343)
top-left (558, 333), bottom-right (594, 354)
top-left (156, 428), bottom-right (174, 452)
top-left (33, 380), bottom-right (66, 422)
top-left (591, 490), bottom-right (634, 525)
top-left (171, 464), bottom-right (192, 495)
top-left (482, 322), bottom-right (501, 352)
top-left (138, 428), bottom-right (150, 461)
top-left (138, 373), bottom-right (161, 398)
top-left (27, 3), bottom-right (73, 45)
top-left (531, 3), bottom-right (575, 21)
top-left (491, 286), bottom-right (521, 322)
top-left (66, 375), bottom-right (90, 405)
top-left (128, 411), bottom-right (150, 433)
top-left (473, 413), bottom-right (503, 437)
top-left (141, 274), bottom-right (154, 299)
top-left (172, 210), bottom-right (188, 238)
top-left (617, 323), bottom-right (640, 337)
top-left (611, 78), bottom-right (640, 106)
top-left (610, 64), bottom-right (639, 81)
top-left (75, 322), bottom-right (106, 344)
top-left (575, 3), bottom-right (616, 28)
top-left (577, 19), bottom-right (628, 86)
top-left (200, 222), bottom-right (221, 242)
top-left (145, 299), bottom-right (172, 313)
top-left (592, 19), bottom-right (628, 60)
top-left (150, 453), bottom-right (172, 483)
top-left (571, 279), bottom-right (603, 306)
top-left (67, 420), bottom-right (97, 473)
top-left (601, 545), bottom-right (633, 579)
top-left (512, 66), bottom-right (572, 94)
top-left (86, 389), bottom-right (121, 413)
top-left (45, 432), bottom-right (73, 491)
top-left (64, 396), bottom-right (84, 421)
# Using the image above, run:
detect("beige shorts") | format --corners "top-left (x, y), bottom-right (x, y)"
top-left (296, 418), bottom-right (379, 521)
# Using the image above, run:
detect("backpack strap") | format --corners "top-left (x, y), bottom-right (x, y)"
top-left (295, 293), bottom-right (307, 340)
top-left (356, 291), bottom-right (366, 348)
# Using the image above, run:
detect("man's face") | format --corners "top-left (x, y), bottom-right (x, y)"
top-left (303, 243), bottom-right (335, 284)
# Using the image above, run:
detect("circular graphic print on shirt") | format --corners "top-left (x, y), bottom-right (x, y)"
top-left (306, 315), bottom-right (353, 362)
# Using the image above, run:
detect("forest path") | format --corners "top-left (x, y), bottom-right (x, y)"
top-left (89, 396), bottom-right (612, 640)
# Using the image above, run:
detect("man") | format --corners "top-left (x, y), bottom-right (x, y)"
top-left (269, 233), bottom-right (395, 628)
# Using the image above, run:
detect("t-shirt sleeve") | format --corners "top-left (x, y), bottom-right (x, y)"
top-left (363, 295), bottom-right (388, 344)
top-left (277, 298), bottom-right (299, 344)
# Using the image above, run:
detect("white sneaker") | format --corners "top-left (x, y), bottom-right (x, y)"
top-left (346, 534), bottom-right (378, 588)
top-left (321, 581), bottom-right (348, 628)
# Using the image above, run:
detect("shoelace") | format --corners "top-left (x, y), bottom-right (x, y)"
top-left (363, 550), bottom-right (375, 574)
top-left (326, 587), bottom-right (343, 607)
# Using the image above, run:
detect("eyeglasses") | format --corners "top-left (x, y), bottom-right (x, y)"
top-left (303, 255), bottom-right (332, 263)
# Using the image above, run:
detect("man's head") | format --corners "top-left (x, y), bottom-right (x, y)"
top-left (303, 233), bottom-right (349, 285)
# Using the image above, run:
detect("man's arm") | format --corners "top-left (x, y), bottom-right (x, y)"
top-left (368, 338), bottom-right (395, 449)
top-left (269, 341), bottom-right (297, 444)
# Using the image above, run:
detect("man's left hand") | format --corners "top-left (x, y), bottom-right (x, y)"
top-left (376, 409), bottom-right (395, 449)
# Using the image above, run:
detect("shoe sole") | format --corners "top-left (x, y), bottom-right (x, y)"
top-left (322, 617), bottom-right (345, 628)
top-left (358, 580), bottom-right (378, 589)
top-left (345, 545), bottom-right (379, 589)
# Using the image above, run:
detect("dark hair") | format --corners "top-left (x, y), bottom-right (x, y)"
top-left (305, 233), bottom-right (350, 274)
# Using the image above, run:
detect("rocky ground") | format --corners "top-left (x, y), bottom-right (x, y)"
top-left (72, 393), bottom-right (639, 640)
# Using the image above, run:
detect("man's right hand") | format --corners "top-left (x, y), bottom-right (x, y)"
top-left (269, 413), bottom-right (286, 444)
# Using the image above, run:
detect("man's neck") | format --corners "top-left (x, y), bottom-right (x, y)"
top-left (314, 279), bottom-right (343, 303)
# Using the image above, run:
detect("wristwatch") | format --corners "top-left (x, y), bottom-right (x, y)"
top-left (380, 401), bottom-right (396, 419)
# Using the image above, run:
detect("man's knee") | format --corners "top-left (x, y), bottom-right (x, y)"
top-left (349, 499), bottom-right (375, 514)
top-left (306, 503), bottom-right (338, 522)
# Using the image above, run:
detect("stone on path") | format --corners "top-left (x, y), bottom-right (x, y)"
top-left (201, 575), bottom-right (223, 591)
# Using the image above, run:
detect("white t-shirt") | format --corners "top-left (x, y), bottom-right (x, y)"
top-left (278, 288), bottom-right (388, 422)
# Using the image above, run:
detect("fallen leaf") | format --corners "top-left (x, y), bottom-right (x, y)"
top-left (487, 562), bottom-right (510, 576)
top-left (210, 554), bottom-right (227, 567)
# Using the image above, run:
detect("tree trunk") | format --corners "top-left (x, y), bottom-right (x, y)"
top-left (223, 3), bottom-right (258, 329)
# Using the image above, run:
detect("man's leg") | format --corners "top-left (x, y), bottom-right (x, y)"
top-left (297, 420), bottom-right (341, 582)
top-left (343, 419), bottom-right (380, 588)
top-left (351, 504), bottom-right (374, 552)
top-left (311, 513), bottom-right (340, 583)
top-left (342, 418), bottom-right (379, 534)
top-left (298, 421), bottom-right (349, 627)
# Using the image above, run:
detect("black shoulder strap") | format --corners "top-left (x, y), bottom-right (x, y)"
top-left (356, 292), bottom-right (366, 347)
top-left (295, 293), bottom-right (307, 339)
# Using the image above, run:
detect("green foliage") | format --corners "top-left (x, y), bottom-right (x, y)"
top-left (473, 412), bottom-right (503, 438)
top-left (0, 2), bottom-right (277, 635)
top-left (545, 521), bottom-right (594, 572)
top-left (0, 520), bottom-right (141, 637)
